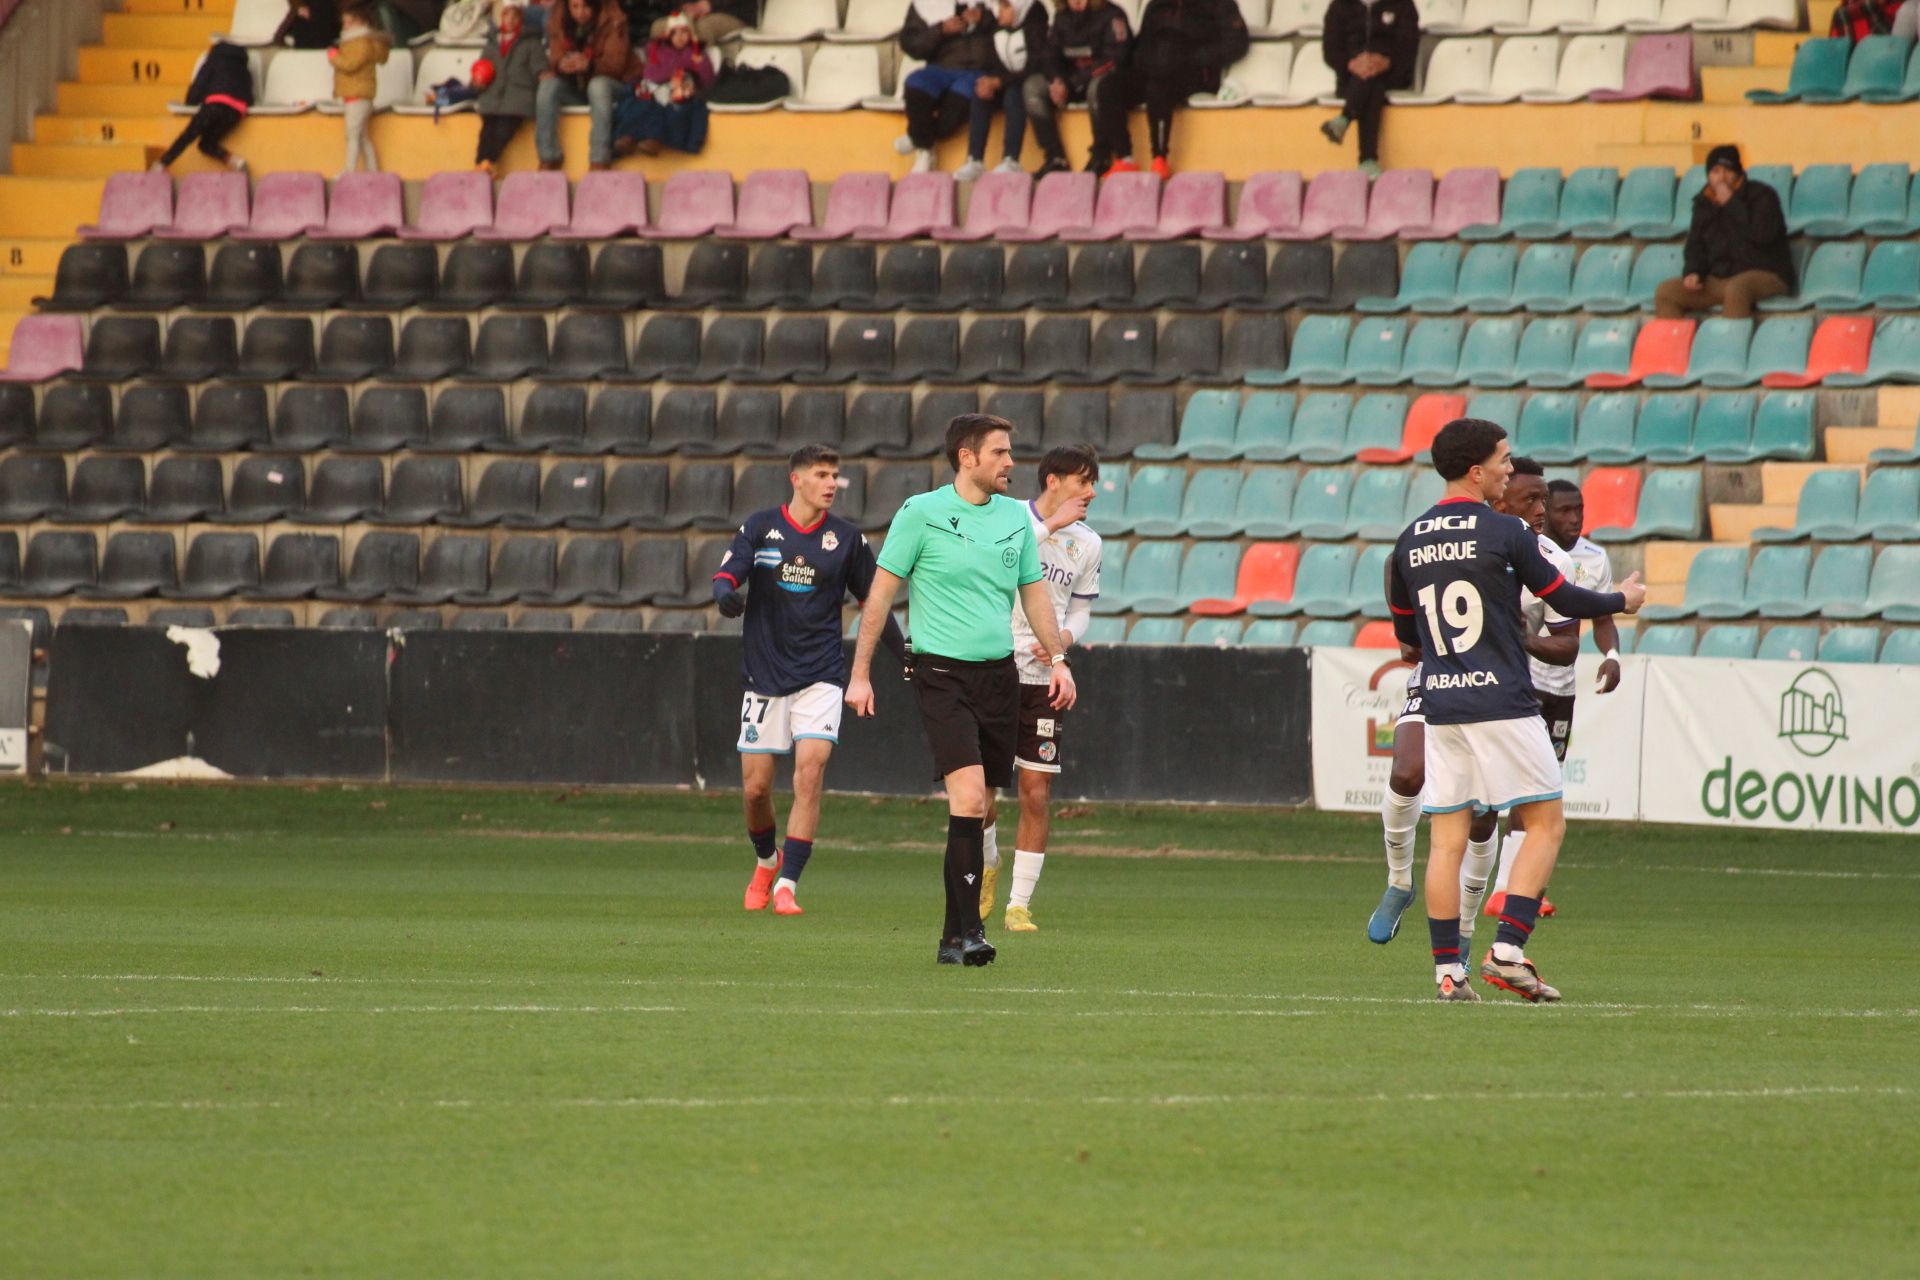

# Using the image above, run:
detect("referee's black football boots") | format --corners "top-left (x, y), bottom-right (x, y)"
top-left (962, 929), bottom-right (997, 967)
top-left (937, 937), bottom-right (965, 965)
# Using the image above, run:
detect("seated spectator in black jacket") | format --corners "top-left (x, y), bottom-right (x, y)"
top-left (1021, 0), bottom-right (1129, 177)
top-left (1319, 0), bottom-right (1419, 177)
top-left (1655, 145), bottom-right (1796, 319)
top-left (155, 41), bottom-right (252, 172)
top-left (895, 0), bottom-right (1044, 179)
top-left (1087, 0), bottom-right (1248, 178)
top-left (274, 0), bottom-right (342, 47)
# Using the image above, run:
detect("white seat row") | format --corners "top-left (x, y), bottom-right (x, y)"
top-left (1420, 0), bottom-right (1794, 32)
top-left (1391, 33), bottom-right (1628, 102)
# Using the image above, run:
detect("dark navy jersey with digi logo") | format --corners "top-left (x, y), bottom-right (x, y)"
top-left (716, 505), bottom-right (879, 697)
top-left (1388, 497), bottom-right (1625, 726)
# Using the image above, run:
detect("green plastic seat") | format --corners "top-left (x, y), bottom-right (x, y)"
top-left (1348, 394), bottom-right (1410, 456)
top-left (1458, 316), bottom-right (1523, 387)
top-left (1836, 35), bottom-right (1910, 103)
top-left (1568, 245), bottom-right (1636, 314)
top-left (1644, 545), bottom-right (1747, 620)
top-left (1513, 392), bottom-right (1578, 463)
top-left (1767, 242), bottom-right (1866, 312)
top-left (1807, 544), bottom-right (1874, 619)
top-left (1868, 546), bottom-right (1920, 620)
top-left (1180, 469), bottom-right (1244, 539)
top-left (1633, 624), bottom-right (1697, 656)
top-left (1817, 625), bottom-right (1880, 663)
top-left (1236, 469), bottom-right (1299, 538)
top-left (1115, 540), bottom-right (1181, 613)
top-left (1344, 318), bottom-right (1410, 387)
top-left (1827, 315), bottom-right (1920, 387)
top-left (1248, 315), bottom-right (1349, 387)
top-left (1121, 466), bottom-right (1189, 538)
top-left (1138, 389), bottom-right (1237, 460)
top-left (1749, 391), bottom-right (1816, 460)
top-left (1402, 469), bottom-right (1444, 520)
top-left (1634, 393), bottom-right (1696, 461)
top-left (1287, 543), bottom-right (1358, 616)
top-left (1457, 244), bottom-right (1519, 312)
top-left (1861, 242), bottom-right (1920, 308)
top-left (1593, 468), bottom-right (1700, 543)
top-left (1692, 392), bottom-right (1759, 462)
top-left (1460, 168), bottom-right (1562, 242)
top-left (1551, 317), bottom-right (1636, 388)
top-left (1629, 165), bottom-right (1704, 240)
top-left (1784, 163), bottom-right (1852, 233)
top-left (1863, 39), bottom-right (1920, 104)
top-left (1349, 544), bottom-right (1394, 618)
top-left (1297, 619), bottom-right (1357, 646)
top-left (1753, 469), bottom-right (1859, 543)
top-left (1404, 320), bottom-right (1465, 386)
top-left (1613, 167), bottom-right (1677, 239)
top-left (1561, 167), bottom-right (1622, 239)
top-left (1123, 617), bottom-right (1186, 644)
top-left (1089, 542), bottom-right (1128, 614)
top-left (1086, 465), bottom-right (1135, 536)
top-left (1463, 391), bottom-right (1521, 434)
top-left (1645, 317), bottom-right (1750, 389)
top-left (1350, 468), bottom-right (1411, 540)
top-left (1859, 467), bottom-right (1920, 541)
top-left (1236, 392), bottom-right (1296, 460)
top-left (1242, 619), bottom-right (1299, 646)
top-left (1184, 617), bottom-right (1244, 646)
top-left (1881, 628), bottom-right (1920, 663)
top-left (1747, 39), bottom-right (1848, 103)
top-left (1509, 318), bottom-right (1577, 387)
top-left (1291, 394), bottom-right (1354, 462)
top-left (1293, 468), bottom-right (1357, 539)
top-left (1509, 244), bottom-right (1576, 312)
top-left (1358, 241), bottom-right (1463, 315)
top-left (1728, 316), bottom-right (1813, 389)
top-left (1814, 162), bottom-right (1909, 236)
top-left (1743, 545), bottom-right (1813, 618)
top-left (1078, 616), bottom-right (1127, 643)
top-left (1747, 165), bottom-right (1796, 204)
top-left (1173, 542), bottom-right (1243, 611)
top-left (1628, 244), bottom-right (1683, 310)
top-left (1574, 395), bottom-right (1638, 462)
top-left (1698, 625), bottom-right (1760, 659)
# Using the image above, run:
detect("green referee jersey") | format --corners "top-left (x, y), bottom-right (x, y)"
top-left (876, 484), bottom-right (1043, 662)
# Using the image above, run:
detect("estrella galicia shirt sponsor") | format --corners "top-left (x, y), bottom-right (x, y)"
top-left (716, 505), bottom-right (880, 697)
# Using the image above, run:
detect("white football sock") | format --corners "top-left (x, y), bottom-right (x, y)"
top-left (1381, 788), bottom-right (1421, 890)
top-left (1435, 962), bottom-right (1466, 982)
top-left (982, 822), bottom-right (1001, 870)
top-left (773, 877), bottom-right (797, 896)
top-left (1494, 829), bottom-right (1525, 893)
top-left (756, 854), bottom-right (779, 870)
top-left (1492, 941), bottom-right (1525, 964)
top-left (1460, 832), bottom-right (1498, 933)
top-left (1009, 850), bottom-right (1044, 908)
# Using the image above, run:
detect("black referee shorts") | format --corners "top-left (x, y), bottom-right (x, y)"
top-left (1536, 691), bottom-right (1576, 765)
top-left (913, 653), bottom-right (1019, 787)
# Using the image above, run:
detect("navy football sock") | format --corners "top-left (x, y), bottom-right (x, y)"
top-left (1494, 894), bottom-right (1542, 951)
top-left (749, 825), bottom-right (777, 866)
top-left (778, 836), bottom-right (813, 884)
top-left (1428, 916), bottom-right (1462, 972)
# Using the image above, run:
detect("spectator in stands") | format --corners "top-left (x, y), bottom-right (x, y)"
top-left (275, 0), bottom-right (342, 48)
top-left (1319, 0), bottom-right (1420, 179)
top-left (380, 0), bottom-right (447, 42)
top-left (1086, 0), bottom-right (1248, 178)
top-left (536, 0), bottom-right (634, 171)
top-left (612, 12), bottom-right (716, 155)
top-left (1656, 144), bottom-right (1795, 319)
top-left (896, 1), bottom-right (1043, 179)
top-left (330, 2), bottom-right (392, 175)
top-left (1022, 0), bottom-right (1129, 178)
top-left (984, 1), bottom-right (1046, 176)
top-left (650, 0), bottom-right (756, 66)
top-left (473, 0), bottom-right (544, 174)
top-left (155, 42), bottom-right (253, 174)
top-left (1830, 0), bottom-right (1901, 38)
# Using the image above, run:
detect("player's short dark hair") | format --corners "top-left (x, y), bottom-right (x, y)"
top-left (1037, 444), bottom-right (1100, 489)
top-left (1509, 455), bottom-right (1545, 478)
top-left (945, 413), bottom-right (1014, 471)
top-left (1546, 479), bottom-right (1582, 501)
top-left (788, 443), bottom-right (840, 473)
top-left (1431, 418), bottom-right (1508, 481)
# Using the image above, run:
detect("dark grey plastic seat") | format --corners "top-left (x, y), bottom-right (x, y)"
top-left (74, 317), bottom-right (162, 382)
top-left (181, 384), bottom-right (272, 452)
top-left (642, 389), bottom-right (719, 456)
top-left (1306, 241), bottom-right (1397, 312)
top-left (154, 317), bottom-right (239, 382)
top-left (33, 243), bottom-right (128, 311)
top-left (146, 606), bottom-right (216, 627)
top-left (806, 317), bottom-right (893, 385)
top-left (999, 317), bottom-right (1089, 384)
top-left (270, 385), bottom-right (352, 451)
top-left (809, 243), bottom-right (877, 308)
top-left (317, 607), bottom-right (382, 627)
top-left (841, 390), bottom-right (912, 455)
top-left (0, 386), bottom-right (32, 448)
top-left (8, 531), bottom-right (97, 597)
top-left (711, 389), bottom-right (782, 455)
top-left (210, 455), bottom-right (305, 523)
top-left (656, 535), bottom-right (732, 606)
top-left (1038, 391), bottom-right (1108, 455)
top-left (368, 458), bottom-right (464, 526)
top-left (1128, 314), bottom-right (1219, 386)
top-left (863, 463), bottom-right (932, 532)
top-left (1133, 244), bottom-right (1202, 308)
top-left (1267, 242), bottom-right (1334, 309)
top-left (387, 608), bottom-right (445, 629)
top-left (100, 385), bottom-right (191, 452)
top-left (727, 463), bottom-right (791, 524)
top-left (382, 316), bottom-right (472, 382)
top-left (725, 242), bottom-right (811, 310)
top-left (926, 318), bottom-right (1021, 386)
top-left (738, 317), bottom-right (827, 384)
top-left (453, 536), bottom-right (555, 604)
top-left (459, 315), bottom-right (548, 382)
top-left (417, 386), bottom-right (510, 453)
top-left (304, 315), bottom-right (395, 382)
top-left (570, 461), bottom-right (668, 529)
top-left (831, 463), bottom-right (867, 525)
top-left (648, 609), bottom-right (708, 631)
top-left (136, 457), bottom-right (224, 523)
top-left (587, 242), bottom-right (668, 308)
top-left (198, 242), bottom-right (282, 310)
top-left (985, 390), bottom-right (1044, 445)
top-left (1061, 314), bottom-right (1154, 385)
top-left (870, 244), bottom-right (941, 310)
top-left (645, 461), bottom-right (732, 531)
top-left (504, 241), bottom-right (591, 309)
top-left (317, 531), bottom-right (420, 602)
top-left (123, 243), bottom-right (206, 310)
top-left (669, 241), bottom-right (748, 309)
top-left (339, 386), bottom-right (427, 453)
top-left (586, 536), bottom-right (687, 605)
top-left (538, 312), bottom-right (627, 382)
top-left (1182, 242), bottom-right (1269, 310)
top-left (582, 610), bottom-right (648, 631)
top-left (229, 316), bottom-right (316, 382)
top-left (995, 244), bottom-right (1069, 310)
top-left (273, 242), bottom-right (360, 311)
top-left (440, 459), bottom-right (539, 529)
top-left (30, 385), bottom-right (112, 451)
top-left (878, 389), bottom-right (976, 459)
top-left (348, 243), bottom-right (439, 310)
top-left (226, 607), bottom-right (297, 626)
top-left (522, 536), bottom-right (621, 605)
top-left (300, 458), bottom-right (385, 524)
top-left (927, 244), bottom-right (1003, 312)
top-left (1046, 242), bottom-right (1133, 311)
top-left (54, 457), bottom-right (145, 524)
top-left (513, 609), bottom-right (573, 631)
top-left (502, 385), bottom-right (590, 454)
top-left (692, 317), bottom-right (765, 383)
top-left (161, 531), bottom-right (259, 599)
top-left (248, 533), bottom-right (341, 599)
top-left (427, 242), bottom-right (515, 311)
top-left (584, 388), bottom-right (652, 454)
top-left (754, 389), bottom-right (845, 459)
top-left (864, 317), bottom-right (957, 384)
top-left (450, 610), bottom-right (510, 630)
top-left (61, 607), bottom-right (128, 626)
top-left (1194, 311), bottom-right (1287, 386)
top-left (616, 314), bottom-right (702, 382)
top-left (387, 535), bottom-right (489, 604)
top-left (0, 456), bottom-right (69, 520)
top-left (503, 461), bottom-right (603, 530)
top-left (1105, 389), bottom-right (1176, 457)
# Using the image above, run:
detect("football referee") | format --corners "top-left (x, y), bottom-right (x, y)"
top-left (847, 414), bottom-right (1077, 967)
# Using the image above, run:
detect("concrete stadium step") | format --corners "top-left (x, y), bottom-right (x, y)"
top-left (1824, 427), bottom-right (1914, 464)
top-left (1877, 386), bottom-right (1920, 426)
top-left (58, 82), bottom-right (182, 115)
top-left (1702, 67), bottom-right (1789, 103)
top-left (77, 46), bottom-right (201, 86)
top-left (1710, 502), bottom-right (1795, 543)
top-left (34, 115), bottom-right (182, 148)
top-left (0, 177), bottom-right (109, 238)
top-left (11, 142), bottom-right (156, 178)
top-left (0, 239), bottom-right (67, 277)
top-left (101, 13), bottom-right (231, 47)
top-left (1644, 541), bottom-right (1716, 596)
top-left (124, 0), bottom-right (236, 13)
top-left (1761, 461), bottom-right (1861, 506)
top-left (0, 277), bottom-right (50, 312)
top-left (1751, 32), bottom-right (1808, 69)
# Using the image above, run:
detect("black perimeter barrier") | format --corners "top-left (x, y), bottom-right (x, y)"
top-left (43, 628), bottom-right (1313, 805)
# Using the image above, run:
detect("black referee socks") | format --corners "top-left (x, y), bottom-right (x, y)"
top-left (944, 815), bottom-right (986, 941)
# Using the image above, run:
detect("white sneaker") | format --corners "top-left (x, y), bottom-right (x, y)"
top-left (228, 155), bottom-right (248, 173)
top-left (994, 157), bottom-right (1024, 175)
top-left (893, 134), bottom-right (917, 156)
top-left (953, 158), bottom-right (986, 182)
top-left (910, 148), bottom-right (935, 174)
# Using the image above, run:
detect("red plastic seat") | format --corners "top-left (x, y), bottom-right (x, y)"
top-left (1761, 315), bottom-right (1873, 388)
top-left (0, 315), bottom-right (85, 383)
top-left (1358, 392), bottom-right (1466, 463)
top-left (476, 171), bottom-right (572, 241)
top-left (794, 172), bottom-right (892, 242)
top-left (1581, 466), bottom-right (1643, 535)
top-left (396, 171), bottom-right (494, 241)
top-left (1190, 542), bottom-right (1299, 616)
top-left (1587, 318), bottom-right (1695, 388)
top-left (1355, 620), bottom-right (1400, 649)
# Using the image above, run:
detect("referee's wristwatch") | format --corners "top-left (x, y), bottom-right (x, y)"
top-left (1048, 653), bottom-right (1069, 668)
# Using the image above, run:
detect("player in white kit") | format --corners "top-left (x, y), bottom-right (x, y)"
top-left (980, 445), bottom-right (1103, 933)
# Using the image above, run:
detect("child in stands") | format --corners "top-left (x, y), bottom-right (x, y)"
top-left (329, 1), bottom-right (392, 175)
top-left (156, 42), bottom-right (254, 173)
top-left (474, 0), bottom-right (546, 173)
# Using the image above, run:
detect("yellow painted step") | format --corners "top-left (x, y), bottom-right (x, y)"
top-left (12, 142), bottom-right (155, 178)
top-left (34, 115), bottom-right (182, 148)
top-left (1591, 143), bottom-right (1696, 168)
top-left (1752, 32), bottom-right (1807, 68)
top-left (1760, 461), bottom-right (1861, 505)
top-left (0, 310), bottom-right (26, 364)
top-left (77, 46), bottom-right (200, 86)
top-left (0, 240), bottom-right (69, 277)
top-left (1701, 67), bottom-right (1788, 103)
top-left (1644, 541), bottom-right (1714, 586)
top-left (0, 278), bottom-right (50, 312)
top-left (1877, 385), bottom-right (1920, 425)
top-left (1710, 502), bottom-right (1794, 543)
top-left (1825, 426), bottom-right (1915, 463)
top-left (57, 82), bottom-right (182, 115)
top-left (0, 178), bottom-right (108, 239)
top-left (125, 0), bottom-right (236, 13)
top-left (1809, 0), bottom-right (1839, 31)
top-left (102, 13), bottom-right (230, 47)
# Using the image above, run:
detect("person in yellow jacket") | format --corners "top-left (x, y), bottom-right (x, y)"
top-left (329, 2), bottom-right (391, 174)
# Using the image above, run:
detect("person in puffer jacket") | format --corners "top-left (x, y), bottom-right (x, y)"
top-left (156, 41), bottom-right (254, 172)
top-left (1086, 0), bottom-right (1248, 177)
top-left (1020, 0), bottom-right (1129, 176)
top-left (472, 0), bottom-right (545, 172)
top-left (329, 2), bottom-right (391, 174)
top-left (1319, 0), bottom-right (1420, 176)
top-left (894, 0), bottom-right (1046, 179)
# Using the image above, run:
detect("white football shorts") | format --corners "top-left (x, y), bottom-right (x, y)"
top-left (738, 682), bottom-right (843, 754)
top-left (1421, 716), bottom-right (1563, 815)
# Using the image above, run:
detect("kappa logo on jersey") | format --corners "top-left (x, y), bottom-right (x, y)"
top-left (821, 531), bottom-right (838, 551)
top-left (778, 556), bottom-right (818, 593)
top-left (764, 529), bottom-right (784, 541)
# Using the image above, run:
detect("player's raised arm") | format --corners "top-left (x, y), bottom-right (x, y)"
top-left (1512, 521), bottom-right (1641, 616)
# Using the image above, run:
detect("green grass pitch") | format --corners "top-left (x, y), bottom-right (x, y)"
top-left (0, 781), bottom-right (1914, 1277)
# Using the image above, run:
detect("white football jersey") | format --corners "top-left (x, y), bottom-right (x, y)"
top-left (1522, 532), bottom-right (1579, 697)
top-left (1011, 501), bottom-right (1103, 685)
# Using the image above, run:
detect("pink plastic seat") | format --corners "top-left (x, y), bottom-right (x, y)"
top-left (713, 168), bottom-right (813, 238)
top-left (155, 171), bottom-right (250, 240)
top-left (851, 172), bottom-right (953, 240)
top-left (233, 171), bottom-right (327, 241)
top-left (1001, 172), bottom-right (1096, 242)
top-left (792, 172), bottom-right (890, 242)
top-left (933, 171), bottom-right (1033, 241)
top-left (476, 171), bottom-right (571, 240)
top-left (1271, 170), bottom-right (1369, 241)
top-left (0, 315), bottom-right (85, 383)
top-left (78, 171), bottom-right (172, 240)
top-left (1590, 34), bottom-right (1695, 102)
top-left (1402, 167), bottom-right (1500, 240)
top-left (550, 170), bottom-right (649, 239)
top-left (1131, 170), bottom-right (1226, 241)
top-left (639, 171), bottom-right (735, 239)
top-left (308, 172), bottom-right (404, 240)
top-left (1202, 171), bottom-right (1303, 240)
top-left (1332, 168), bottom-right (1434, 241)
top-left (1059, 172), bottom-right (1161, 241)
top-left (397, 171), bottom-right (494, 240)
